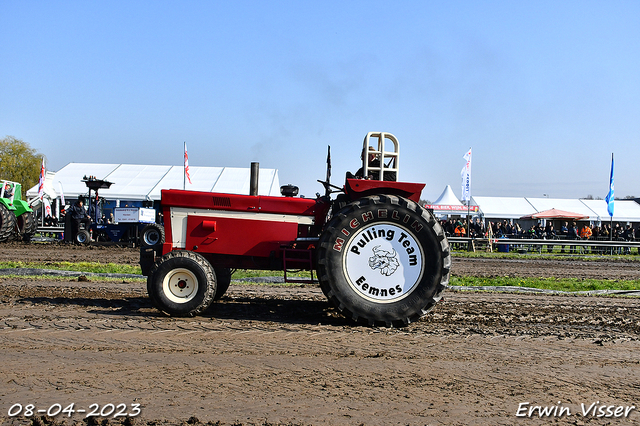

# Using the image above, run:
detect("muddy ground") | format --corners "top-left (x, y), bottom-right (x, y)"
top-left (0, 242), bottom-right (639, 425)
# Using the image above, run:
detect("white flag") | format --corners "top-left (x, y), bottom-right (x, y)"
top-left (460, 148), bottom-right (472, 202)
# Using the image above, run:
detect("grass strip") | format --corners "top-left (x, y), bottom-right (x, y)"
top-left (0, 273), bottom-right (146, 283)
top-left (2, 261), bottom-right (639, 292)
top-left (450, 275), bottom-right (640, 292)
top-left (0, 261), bottom-right (141, 275)
top-left (451, 250), bottom-right (640, 261)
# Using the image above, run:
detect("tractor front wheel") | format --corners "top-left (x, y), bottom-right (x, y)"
top-left (147, 250), bottom-right (216, 317)
top-left (317, 195), bottom-right (450, 327)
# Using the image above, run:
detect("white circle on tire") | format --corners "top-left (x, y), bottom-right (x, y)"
top-left (344, 222), bottom-right (424, 303)
top-left (163, 267), bottom-right (199, 304)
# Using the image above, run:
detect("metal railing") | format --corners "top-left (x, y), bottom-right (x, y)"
top-left (448, 236), bottom-right (640, 254)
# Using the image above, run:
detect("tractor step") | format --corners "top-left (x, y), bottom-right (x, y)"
top-left (282, 248), bottom-right (317, 284)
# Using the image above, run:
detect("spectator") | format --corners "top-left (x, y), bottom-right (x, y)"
top-left (544, 222), bottom-right (556, 253)
top-left (534, 222), bottom-right (544, 238)
top-left (623, 225), bottom-right (635, 254)
top-left (580, 224), bottom-right (592, 239)
top-left (513, 223), bottom-right (522, 237)
top-left (444, 219), bottom-right (455, 237)
top-left (504, 221), bottom-right (514, 236)
top-left (560, 221), bottom-right (569, 253)
top-left (567, 222), bottom-right (578, 253)
top-left (579, 224), bottom-right (592, 253)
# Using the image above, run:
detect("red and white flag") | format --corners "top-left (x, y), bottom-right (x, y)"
top-left (37, 157), bottom-right (45, 200)
top-left (184, 142), bottom-right (192, 186)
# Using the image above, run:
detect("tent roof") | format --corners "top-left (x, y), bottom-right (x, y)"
top-left (581, 199), bottom-right (640, 223)
top-left (432, 185), bottom-right (463, 206)
top-left (471, 195), bottom-right (640, 223)
top-left (526, 198), bottom-right (597, 220)
top-left (27, 162), bottom-right (281, 201)
top-left (471, 196), bottom-right (537, 219)
top-left (520, 208), bottom-right (589, 220)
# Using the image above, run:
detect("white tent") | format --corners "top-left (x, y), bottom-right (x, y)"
top-left (471, 196), bottom-right (640, 224)
top-left (471, 196), bottom-right (537, 220)
top-left (580, 199), bottom-right (640, 223)
top-left (432, 185), bottom-right (463, 207)
top-left (424, 185), bottom-right (474, 216)
top-left (27, 163), bottom-right (281, 203)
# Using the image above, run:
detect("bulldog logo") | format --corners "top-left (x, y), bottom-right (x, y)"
top-left (368, 245), bottom-right (399, 276)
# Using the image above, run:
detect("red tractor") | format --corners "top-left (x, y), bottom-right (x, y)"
top-left (140, 132), bottom-right (451, 327)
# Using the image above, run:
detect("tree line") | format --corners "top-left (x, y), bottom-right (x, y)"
top-left (0, 136), bottom-right (45, 191)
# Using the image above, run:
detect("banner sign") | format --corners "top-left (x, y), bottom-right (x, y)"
top-left (114, 207), bottom-right (156, 223)
top-left (425, 204), bottom-right (479, 212)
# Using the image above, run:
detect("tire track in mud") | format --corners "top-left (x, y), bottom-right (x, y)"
top-left (1, 272), bottom-right (640, 425)
top-left (2, 282), bottom-right (640, 340)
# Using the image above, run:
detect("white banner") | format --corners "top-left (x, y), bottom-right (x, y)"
top-left (460, 148), bottom-right (472, 202)
top-left (43, 197), bottom-right (52, 217)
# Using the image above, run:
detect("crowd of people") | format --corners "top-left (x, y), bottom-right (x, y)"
top-left (442, 218), bottom-right (639, 254)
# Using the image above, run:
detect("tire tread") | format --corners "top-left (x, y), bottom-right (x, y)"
top-left (317, 195), bottom-right (450, 327)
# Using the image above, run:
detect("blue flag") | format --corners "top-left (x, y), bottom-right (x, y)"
top-left (605, 153), bottom-right (614, 217)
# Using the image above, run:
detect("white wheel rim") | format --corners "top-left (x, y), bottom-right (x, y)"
top-left (144, 229), bottom-right (160, 245)
top-left (163, 267), bottom-right (199, 304)
top-left (343, 222), bottom-right (424, 303)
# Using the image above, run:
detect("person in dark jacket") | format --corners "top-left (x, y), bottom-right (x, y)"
top-left (567, 222), bottom-right (579, 253)
top-left (70, 200), bottom-right (91, 236)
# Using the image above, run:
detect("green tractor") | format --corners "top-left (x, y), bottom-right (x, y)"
top-left (0, 180), bottom-right (38, 242)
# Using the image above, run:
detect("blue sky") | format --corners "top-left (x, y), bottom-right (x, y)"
top-left (1, 0), bottom-right (638, 202)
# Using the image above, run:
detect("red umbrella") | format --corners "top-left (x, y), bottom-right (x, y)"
top-left (520, 208), bottom-right (589, 220)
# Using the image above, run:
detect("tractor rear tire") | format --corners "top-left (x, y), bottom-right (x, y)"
top-left (147, 250), bottom-right (216, 317)
top-left (75, 229), bottom-right (91, 244)
top-left (213, 267), bottom-right (232, 300)
top-left (16, 211), bottom-right (36, 242)
top-left (140, 223), bottom-right (165, 248)
top-left (0, 204), bottom-right (17, 242)
top-left (317, 195), bottom-right (450, 327)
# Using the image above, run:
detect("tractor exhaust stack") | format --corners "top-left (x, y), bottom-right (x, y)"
top-left (250, 162), bottom-right (259, 196)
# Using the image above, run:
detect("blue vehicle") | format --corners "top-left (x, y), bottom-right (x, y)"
top-left (67, 176), bottom-right (164, 247)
